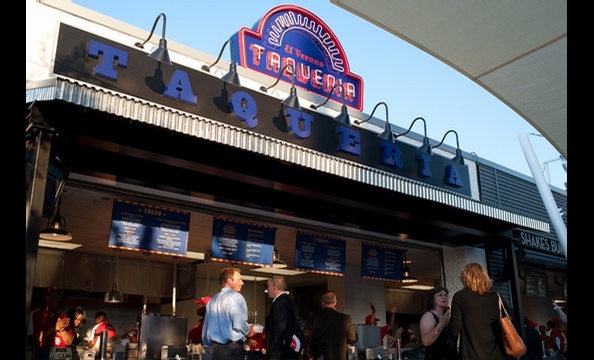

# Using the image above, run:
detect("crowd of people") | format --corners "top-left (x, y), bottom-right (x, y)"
top-left (28, 263), bottom-right (567, 360)
top-left (26, 286), bottom-right (120, 360)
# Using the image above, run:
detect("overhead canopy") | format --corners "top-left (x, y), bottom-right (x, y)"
top-left (332, 0), bottom-right (567, 159)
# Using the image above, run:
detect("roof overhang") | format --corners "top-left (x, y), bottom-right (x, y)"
top-left (331, 0), bottom-right (567, 159)
top-left (27, 77), bottom-right (550, 241)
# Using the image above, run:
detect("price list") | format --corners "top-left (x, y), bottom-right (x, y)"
top-left (210, 218), bottom-right (275, 266)
top-left (294, 232), bottom-right (345, 276)
top-left (108, 199), bottom-right (190, 257)
top-left (361, 243), bottom-right (403, 281)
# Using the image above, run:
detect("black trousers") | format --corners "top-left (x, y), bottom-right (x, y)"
top-left (210, 341), bottom-right (245, 360)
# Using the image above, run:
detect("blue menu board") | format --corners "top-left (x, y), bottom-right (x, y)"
top-left (294, 232), bottom-right (345, 276)
top-left (210, 218), bottom-right (276, 266)
top-left (361, 243), bottom-right (403, 281)
top-left (109, 198), bottom-right (190, 257)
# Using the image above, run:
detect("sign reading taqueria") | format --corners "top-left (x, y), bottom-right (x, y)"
top-left (53, 19), bottom-right (470, 196)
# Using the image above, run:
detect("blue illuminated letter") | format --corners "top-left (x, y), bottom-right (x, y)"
top-left (337, 126), bottom-right (361, 155)
top-left (444, 165), bottom-right (463, 187)
top-left (380, 141), bottom-right (404, 168)
top-left (163, 69), bottom-right (198, 105)
top-left (229, 91), bottom-right (258, 129)
top-left (88, 40), bottom-right (128, 81)
top-left (417, 153), bottom-right (432, 178)
top-left (286, 108), bottom-right (313, 139)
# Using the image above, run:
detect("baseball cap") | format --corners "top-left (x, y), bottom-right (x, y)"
top-left (43, 286), bottom-right (63, 298)
top-left (195, 295), bottom-right (211, 305)
top-left (527, 320), bottom-right (538, 328)
top-left (365, 314), bottom-right (379, 324)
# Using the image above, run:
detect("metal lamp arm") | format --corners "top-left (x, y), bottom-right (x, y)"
top-left (432, 129), bottom-right (459, 150)
top-left (310, 83), bottom-right (343, 110)
top-left (355, 101), bottom-right (388, 125)
top-left (135, 13), bottom-right (167, 49)
top-left (396, 116), bottom-right (427, 138)
top-left (202, 39), bottom-right (233, 72)
top-left (260, 64), bottom-right (295, 92)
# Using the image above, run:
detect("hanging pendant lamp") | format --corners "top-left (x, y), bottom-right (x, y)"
top-left (39, 196), bottom-right (72, 241)
top-left (401, 250), bottom-right (418, 283)
top-left (104, 256), bottom-right (124, 303)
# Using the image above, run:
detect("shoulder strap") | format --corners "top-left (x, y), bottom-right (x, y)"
top-left (431, 311), bottom-right (439, 325)
top-left (497, 293), bottom-right (510, 318)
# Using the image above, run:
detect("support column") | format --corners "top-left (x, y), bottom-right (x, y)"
top-left (442, 246), bottom-right (487, 296)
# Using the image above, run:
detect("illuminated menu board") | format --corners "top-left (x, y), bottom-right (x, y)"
top-left (361, 243), bottom-right (403, 281)
top-left (210, 218), bottom-right (276, 266)
top-left (109, 198), bottom-right (190, 257)
top-left (294, 232), bottom-right (345, 276)
top-left (524, 270), bottom-right (548, 298)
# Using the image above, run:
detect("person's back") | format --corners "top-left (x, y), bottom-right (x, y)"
top-left (303, 290), bottom-right (357, 360)
top-left (522, 318), bottom-right (542, 360)
top-left (450, 263), bottom-right (508, 360)
top-left (264, 275), bottom-right (300, 360)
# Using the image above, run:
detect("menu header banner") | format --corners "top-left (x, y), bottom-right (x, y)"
top-left (108, 198), bottom-right (190, 257)
top-left (361, 243), bottom-right (403, 282)
top-left (294, 232), bottom-right (345, 276)
top-left (210, 217), bottom-right (276, 266)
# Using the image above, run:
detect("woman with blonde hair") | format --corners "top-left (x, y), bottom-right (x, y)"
top-left (449, 262), bottom-right (514, 359)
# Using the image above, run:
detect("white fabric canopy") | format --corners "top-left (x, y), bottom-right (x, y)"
top-left (332, 0), bottom-right (567, 159)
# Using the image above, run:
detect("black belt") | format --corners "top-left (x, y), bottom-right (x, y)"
top-left (214, 340), bottom-right (243, 345)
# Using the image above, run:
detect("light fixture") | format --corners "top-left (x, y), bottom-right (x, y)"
top-left (401, 284), bottom-right (434, 291)
top-left (201, 38), bottom-right (241, 87)
top-left (185, 251), bottom-right (206, 260)
top-left (270, 248), bottom-right (287, 269)
top-left (39, 196), bottom-right (72, 241)
top-left (431, 129), bottom-right (465, 165)
top-left (354, 101), bottom-right (393, 141)
top-left (241, 275), bottom-right (269, 282)
top-left (38, 239), bottom-right (82, 251)
top-left (134, 13), bottom-right (171, 65)
top-left (310, 83), bottom-right (351, 125)
top-left (401, 250), bottom-right (418, 283)
top-left (250, 267), bottom-right (306, 276)
top-left (259, 63), bottom-right (301, 110)
top-left (104, 256), bottom-right (124, 303)
top-left (394, 116), bottom-right (432, 154)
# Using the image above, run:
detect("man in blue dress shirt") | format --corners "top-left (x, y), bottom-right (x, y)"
top-left (203, 267), bottom-right (256, 360)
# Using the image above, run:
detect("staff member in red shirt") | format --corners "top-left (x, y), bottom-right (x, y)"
top-left (88, 311), bottom-right (117, 351)
top-left (188, 295), bottom-right (211, 345)
top-left (27, 286), bottom-right (74, 349)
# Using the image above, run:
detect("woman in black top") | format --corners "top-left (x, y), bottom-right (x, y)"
top-left (65, 306), bottom-right (86, 346)
top-left (419, 286), bottom-right (458, 360)
top-left (449, 262), bottom-right (513, 360)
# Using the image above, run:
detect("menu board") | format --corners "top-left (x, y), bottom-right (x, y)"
top-left (361, 243), bottom-right (403, 281)
top-left (524, 270), bottom-right (547, 298)
top-left (210, 218), bottom-right (276, 266)
top-left (294, 232), bottom-right (345, 276)
top-left (109, 198), bottom-right (190, 257)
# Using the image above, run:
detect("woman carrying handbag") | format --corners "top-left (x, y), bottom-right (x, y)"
top-left (449, 262), bottom-right (518, 359)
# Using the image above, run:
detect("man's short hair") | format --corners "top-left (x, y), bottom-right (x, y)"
top-left (321, 290), bottom-right (337, 304)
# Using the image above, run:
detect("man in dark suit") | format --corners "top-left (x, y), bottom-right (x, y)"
top-left (264, 275), bottom-right (301, 360)
top-left (303, 290), bottom-right (358, 360)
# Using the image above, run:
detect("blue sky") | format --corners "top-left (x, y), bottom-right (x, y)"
top-left (72, 0), bottom-right (566, 191)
